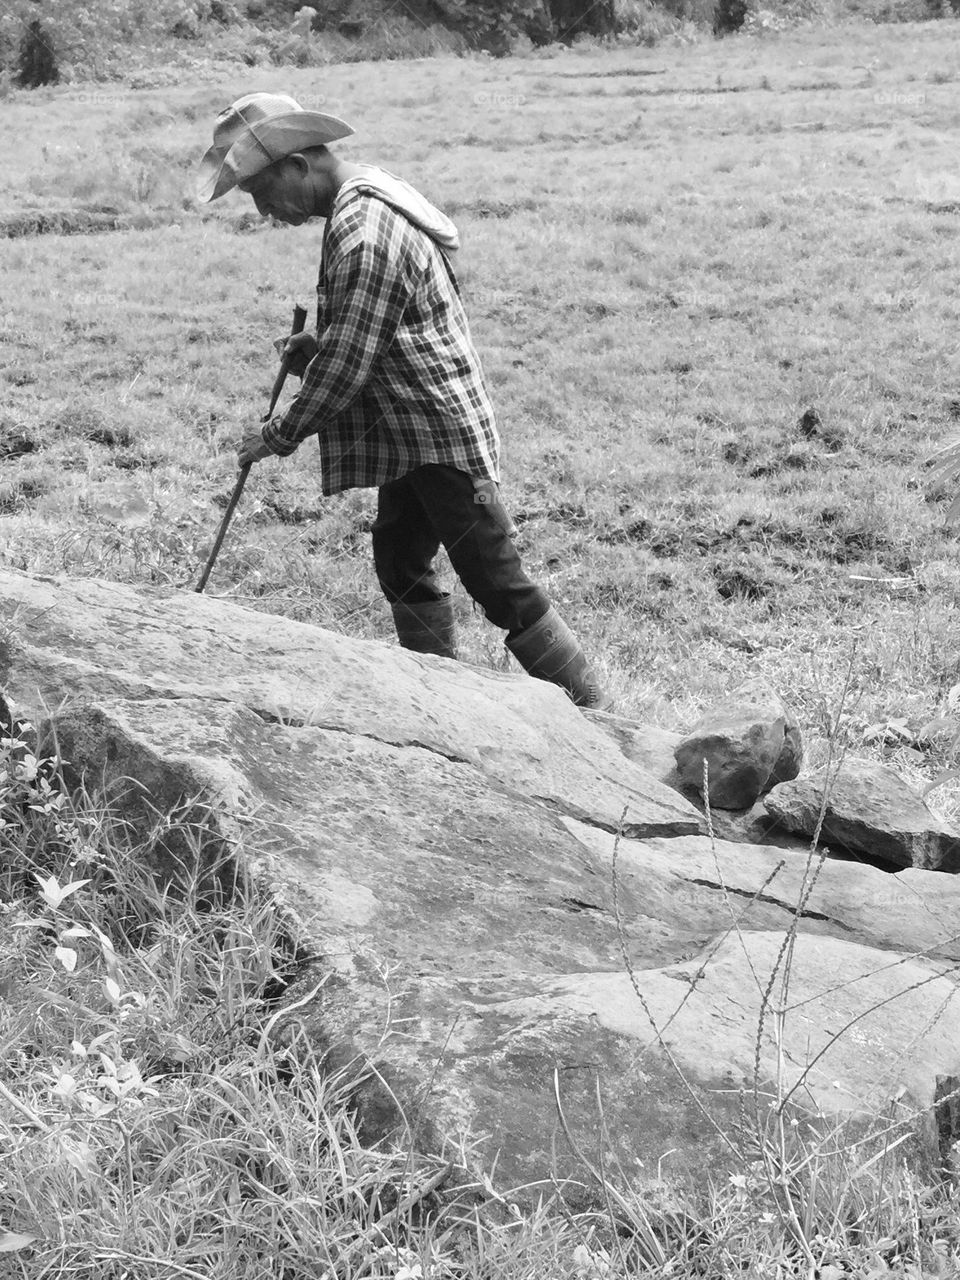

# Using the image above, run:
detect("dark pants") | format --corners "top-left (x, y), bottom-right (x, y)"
top-left (371, 465), bottom-right (549, 639)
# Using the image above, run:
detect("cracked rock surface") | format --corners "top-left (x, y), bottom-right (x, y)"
top-left (2, 568), bottom-right (960, 1192)
top-left (766, 757), bottom-right (960, 871)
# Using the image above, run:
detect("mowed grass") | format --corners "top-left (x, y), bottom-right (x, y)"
top-left (2, 24), bottom-right (960, 785)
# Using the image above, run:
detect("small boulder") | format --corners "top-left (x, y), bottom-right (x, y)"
top-left (674, 678), bottom-right (802, 810)
top-left (765, 757), bottom-right (960, 871)
top-left (769, 708), bottom-right (804, 787)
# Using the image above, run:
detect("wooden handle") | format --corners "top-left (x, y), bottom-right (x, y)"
top-left (263, 303), bottom-right (309, 422)
top-left (195, 304), bottom-right (308, 594)
top-left (195, 465), bottom-right (250, 593)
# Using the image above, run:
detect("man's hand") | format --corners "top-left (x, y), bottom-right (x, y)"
top-left (273, 330), bottom-right (319, 378)
top-left (238, 429), bottom-right (274, 468)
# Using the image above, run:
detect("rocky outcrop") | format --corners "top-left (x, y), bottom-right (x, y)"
top-left (596, 713), bottom-right (811, 851)
top-left (1, 568), bottom-right (959, 1195)
top-left (673, 677), bottom-right (802, 810)
top-left (766, 758), bottom-right (960, 872)
top-left (2, 573), bottom-right (698, 840)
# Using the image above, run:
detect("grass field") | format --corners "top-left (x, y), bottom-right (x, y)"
top-left (3, 19), bottom-right (960, 1272)
top-left (3, 22), bottom-right (960, 783)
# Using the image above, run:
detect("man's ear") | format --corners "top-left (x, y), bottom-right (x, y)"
top-left (286, 152), bottom-right (310, 176)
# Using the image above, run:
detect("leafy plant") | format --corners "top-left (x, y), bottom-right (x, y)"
top-left (919, 682), bottom-right (960, 794)
top-left (927, 436), bottom-right (960, 527)
top-left (0, 0), bottom-right (221, 78)
top-left (432, 0), bottom-right (554, 52)
top-left (15, 19), bottom-right (58, 87)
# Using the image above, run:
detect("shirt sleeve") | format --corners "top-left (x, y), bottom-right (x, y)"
top-left (262, 233), bottom-right (411, 456)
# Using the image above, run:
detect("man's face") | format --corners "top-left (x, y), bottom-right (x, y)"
top-left (239, 158), bottom-right (313, 225)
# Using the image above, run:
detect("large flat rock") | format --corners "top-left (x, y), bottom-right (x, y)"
top-left (567, 826), bottom-right (960, 963)
top-left (477, 930), bottom-right (960, 1122)
top-left (0, 570), bottom-right (700, 839)
top-left (5, 569), bottom-right (960, 1194)
top-left (41, 693), bottom-right (960, 1193)
top-left (47, 696), bottom-right (708, 981)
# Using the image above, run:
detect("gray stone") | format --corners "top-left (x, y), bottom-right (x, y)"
top-left (585, 712), bottom-right (811, 850)
top-left (492, 930), bottom-right (960, 1121)
top-left (0, 570), bottom-right (702, 841)
top-left (674, 677), bottom-right (802, 810)
top-left (766, 757), bottom-right (960, 871)
top-left (2, 568), bottom-right (959, 1196)
top-left (568, 824), bottom-right (960, 963)
top-left (42, 696), bottom-right (960, 1191)
top-left (769, 703), bottom-right (804, 786)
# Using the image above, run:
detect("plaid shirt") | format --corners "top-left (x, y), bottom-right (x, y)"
top-left (261, 189), bottom-right (501, 495)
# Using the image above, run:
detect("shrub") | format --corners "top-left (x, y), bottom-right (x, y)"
top-left (0, 1), bottom-right (228, 80)
top-left (15, 19), bottom-right (58, 87)
top-left (432, 0), bottom-right (554, 53)
top-left (713, 0), bottom-right (747, 30)
top-left (614, 0), bottom-right (685, 39)
top-left (266, 12), bottom-right (464, 63)
top-left (549, 0), bottom-right (618, 39)
top-left (656, 0), bottom-right (719, 25)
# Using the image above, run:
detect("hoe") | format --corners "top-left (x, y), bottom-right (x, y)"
top-left (195, 303), bottom-right (307, 593)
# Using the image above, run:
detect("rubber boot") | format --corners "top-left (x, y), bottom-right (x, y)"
top-left (390, 597), bottom-right (457, 660)
top-left (506, 606), bottom-right (607, 709)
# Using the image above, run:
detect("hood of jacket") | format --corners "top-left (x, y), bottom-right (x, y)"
top-left (335, 165), bottom-right (460, 252)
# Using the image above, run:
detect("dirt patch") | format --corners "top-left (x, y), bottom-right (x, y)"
top-left (259, 497), bottom-right (327, 525)
top-left (594, 508), bottom-right (913, 575)
top-left (110, 452), bottom-right (156, 471)
top-left (444, 197), bottom-right (542, 219)
top-left (513, 501), bottom-right (591, 530)
top-left (713, 556), bottom-right (788, 603)
top-left (545, 67), bottom-right (667, 79)
top-left (565, 299), bottom-right (621, 320)
top-left (597, 518), bottom-right (652, 545)
top-left (559, 80), bottom-right (838, 101)
top-left (0, 431), bottom-right (37, 462)
top-left (0, 477), bottom-right (46, 514)
top-left (88, 425), bottom-right (135, 448)
top-left (0, 209), bottom-right (175, 238)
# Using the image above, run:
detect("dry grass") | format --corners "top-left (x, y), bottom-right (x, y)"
top-left (0, 733), bottom-right (959, 1278)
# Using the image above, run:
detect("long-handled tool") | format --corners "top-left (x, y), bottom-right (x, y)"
top-left (195, 303), bottom-right (307, 594)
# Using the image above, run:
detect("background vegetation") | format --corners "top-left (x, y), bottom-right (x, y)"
top-left (2, 0), bottom-right (960, 84)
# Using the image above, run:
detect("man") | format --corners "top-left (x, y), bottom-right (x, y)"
top-left (196, 92), bottom-right (606, 708)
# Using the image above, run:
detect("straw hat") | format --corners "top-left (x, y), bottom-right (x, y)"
top-left (196, 92), bottom-right (354, 203)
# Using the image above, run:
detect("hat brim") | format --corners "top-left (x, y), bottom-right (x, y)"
top-left (196, 111), bottom-right (355, 203)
